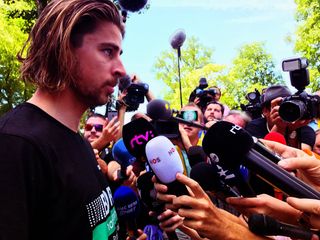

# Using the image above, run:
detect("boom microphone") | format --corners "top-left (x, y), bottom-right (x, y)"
top-left (248, 214), bottom-right (319, 239)
top-left (170, 29), bottom-right (186, 50)
top-left (145, 135), bottom-right (189, 196)
top-left (118, 0), bottom-right (148, 12)
top-left (202, 121), bottom-right (320, 199)
top-left (146, 99), bottom-right (207, 130)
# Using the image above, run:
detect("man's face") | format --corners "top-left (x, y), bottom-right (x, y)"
top-left (84, 116), bottom-right (106, 143)
top-left (204, 103), bottom-right (223, 122)
top-left (72, 21), bottom-right (126, 108)
top-left (179, 106), bottom-right (201, 139)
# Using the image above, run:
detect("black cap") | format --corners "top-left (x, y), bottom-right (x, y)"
top-left (261, 85), bottom-right (291, 106)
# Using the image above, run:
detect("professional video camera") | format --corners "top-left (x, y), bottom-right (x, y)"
top-left (189, 78), bottom-right (218, 108)
top-left (117, 75), bottom-right (149, 111)
top-left (278, 57), bottom-right (320, 122)
top-left (240, 89), bottom-right (262, 119)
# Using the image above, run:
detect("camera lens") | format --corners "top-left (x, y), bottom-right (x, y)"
top-left (279, 100), bottom-right (307, 122)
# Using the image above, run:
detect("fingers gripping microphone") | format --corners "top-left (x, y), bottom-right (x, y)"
top-left (145, 136), bottom-right (189, 196)
top-left (170, 29), bottom-right (186, 50)
top-left (248, 214), bottom-right (319, 239)
top-left (147, 99), bottom-right (208, 130)
top-left (202, 121), bottom-right (320, 199)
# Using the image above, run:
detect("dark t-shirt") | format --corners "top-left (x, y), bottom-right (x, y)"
top-left (245, 117), bottom-right (316, 147)
top-left (0, 103), bottom-right (118, 240)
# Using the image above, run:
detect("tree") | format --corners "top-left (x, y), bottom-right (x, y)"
top-left (222, 42), bottom-right (283, 109)
top-left (294, 0), bottom-right (320, 92)
top-left (0, 2), bottom-right (33, 116)
top-left (153, 36), bottom-right (225, 109)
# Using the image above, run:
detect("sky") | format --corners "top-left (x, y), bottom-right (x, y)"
top-left (97, 0), bottom-right (299, 115)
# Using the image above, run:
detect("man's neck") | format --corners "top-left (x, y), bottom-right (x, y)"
top-left (28, 88), bottom-right (87, 132)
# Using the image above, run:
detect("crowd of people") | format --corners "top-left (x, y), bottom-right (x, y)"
top-left (1, 0), bottom-right (320, 239)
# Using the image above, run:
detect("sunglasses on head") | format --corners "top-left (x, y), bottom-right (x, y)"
top-left (178, 110), bottom-right (198, 121)
top-left (84, 123), bottom-right (104, 132)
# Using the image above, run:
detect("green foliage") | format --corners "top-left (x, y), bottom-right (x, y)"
top-left (294, 0), bottom-right (320, 91)
top-left (223, 42), bottom-right (283, 109)
top-left (0, 2), bottom-right (34, 116)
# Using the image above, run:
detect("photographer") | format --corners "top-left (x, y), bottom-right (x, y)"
top-left (189, 78), bottom-right (230, 115)
top-left (245, 85), bottom-right (315, 151)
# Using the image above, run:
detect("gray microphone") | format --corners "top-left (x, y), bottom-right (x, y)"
top-left (170, 29), bottom-right (186, 50)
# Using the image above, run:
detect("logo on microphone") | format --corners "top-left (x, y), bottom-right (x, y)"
top-left (168, 147), bottom-right (176, 156)
top-left (130, 130), bottom-right (155, 149)
top-left (230, 125), bottom-right (241, 135)
top-left (149, 157), bottom-right (161, 165)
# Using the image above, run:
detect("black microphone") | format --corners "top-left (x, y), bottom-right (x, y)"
top-left (122, 118), bottom-right (158, 159)
top-left (118, 0), bottom-right (148, 12)
top-left (146, 99), bottom-right (208, 130)
top-left (187, 146), bottom-right (207, 167)
top-left (249, 214), bottom-right (319, 239)
top-left (170, 29), bottom-right (186, 50)
top-left (202, 121), bottom-right (320, 199)
top-left (190, 162), bottom-right (241, 200)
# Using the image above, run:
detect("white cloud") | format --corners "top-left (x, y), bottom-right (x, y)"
top-left (151, 0), bottom-right (296, 11)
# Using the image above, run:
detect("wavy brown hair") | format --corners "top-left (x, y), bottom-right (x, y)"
top-left (18, 0), bottom-right (124, 92)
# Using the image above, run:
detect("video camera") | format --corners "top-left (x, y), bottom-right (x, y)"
top-left (189, 78), bottom-right (218, 108)
top-left (240, 89), bottom-right (262, 120)
top-left (117, 75), bottom-right (149, 112)
top-left (278, 57), bottom-right (320, 122)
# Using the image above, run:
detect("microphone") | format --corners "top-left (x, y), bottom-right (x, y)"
top-left (170, 29), bottom-right (186, 50)
top-left (248, 214), bottom-right (319, 239)
top-left (145, 135), bottom-right (189, 196)
top-left (202, 121), bottom-right (320, 199)
top-left (118, 0), bottom-right (148, 12)
top-left (122, 118), bottom-right (158, 159)
top-left (112, 138), bottom-right (136, 180)
top-left (146, 99), bottom-right (208, 130)
top-left (190, 162), bottom-right (241, 200)
top-left (187, 146), bottom-right (207, 167)
top-left (264, 132), bottom-right (287, 145)
top-left (113, 186), bottom-right (140, 239)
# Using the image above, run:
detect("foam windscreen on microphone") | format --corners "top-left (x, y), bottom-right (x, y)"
top-left (112, 138), bottom-right (136, 167)
top-left (202, 121), bottom-right (254, 169)
top-left (170, 29), bottom-right (186, 49)
top-left (264, 132), bottom-right (287, 145)
top-left (118, 0), bottom-right (148, 12)
top-left (114, 185), bottom-right (140, 217)
top-left (145, 136), bottom-right (188, 196)
top-left (187, 146), bottom-right (207, 167)
top-left (122, 118), bottom-right (158, 158)
top-left (146, 99), bottom-right (172, 121)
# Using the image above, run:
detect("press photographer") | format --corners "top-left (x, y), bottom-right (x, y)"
top-left (279, 57), bottom-right (320, 122)
top-left (241, 89), bottom-right (263, 120)
top-left (117, 74), bottom-right (150, 112)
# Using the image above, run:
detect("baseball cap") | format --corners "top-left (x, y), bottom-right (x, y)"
top-left (261, 85), bottom-right (291, 107)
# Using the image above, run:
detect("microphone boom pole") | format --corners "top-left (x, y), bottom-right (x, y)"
top-left (177, 47), bottom-right (183, 108)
